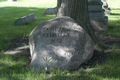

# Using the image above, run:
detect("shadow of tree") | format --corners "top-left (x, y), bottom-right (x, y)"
top-left (110, 8), bottom-right (120, 15)
top-left (0, 53), bottom-right (29, 80)
top-left (110, 13), bottom-right (120, 15)
top-left (111, 8), bottom-right (120, 10)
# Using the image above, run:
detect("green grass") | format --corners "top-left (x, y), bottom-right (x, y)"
top-left (0, 0), bottom-right (120, 80)
top-left (0, 0), bottom-right (56, 50)
top-left (104, 0), bottom-right (120, 36)
top-left (104, 8), bottom-right (120, 36)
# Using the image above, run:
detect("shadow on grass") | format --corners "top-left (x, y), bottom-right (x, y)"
top-left (90, 52), bottom-right (120, 79)
top-left (110, 13), bottom-right (120, 15)
top-left (111, 8), bottom-right (120, 10)
top-left (104, 7), bottom-right (120, 36)
top-left (110, 8), bottom-right (120, 15)
top-left (0, 53), bottom-right (29, 80)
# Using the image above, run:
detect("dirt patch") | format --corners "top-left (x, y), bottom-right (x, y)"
top-left (80, 50), bottom-right (106, 69)
top-left (4, 37), bottom-right (31, 64)
top-left (5, 37), bottom-right (29, 51)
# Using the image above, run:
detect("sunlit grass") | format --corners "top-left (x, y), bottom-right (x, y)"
top-left (0, 0), bottom-right (56, 50)
top-left (102, 0), bottom-right (120, 36)
top-left (104, 8), bottom-right (120, 36)
top-left (107, 0), bottom-right (120, 8)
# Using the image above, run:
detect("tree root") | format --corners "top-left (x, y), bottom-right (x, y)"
top-left (97, 41), bottom-right (113, 49)
top-left (104, 39), bottom-right (120, 43)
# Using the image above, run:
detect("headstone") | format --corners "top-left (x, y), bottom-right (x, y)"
top-left (13, 0), bottom-right (17, 1)
top-left (14, 13), bottom-right (35, 26)
top-left (43, 7), bottom-right (57, 15)
top-left (29, 16), bottom-right (94, 72)
top-left (88, 0), bottom-right (108, 31)
top-left (101, 0), bottom-right (110, 15)
top-left (88, 5), bottom-right (102, 11)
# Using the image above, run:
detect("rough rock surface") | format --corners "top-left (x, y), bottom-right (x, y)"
top-left (29, 16), bottom-right (94, 71)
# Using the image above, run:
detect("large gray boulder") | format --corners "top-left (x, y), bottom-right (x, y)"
top-left (29, 16), bottom-right (94, 72)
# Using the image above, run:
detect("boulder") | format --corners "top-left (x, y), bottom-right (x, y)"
top-left (29, 16), bottom-right (94, 72)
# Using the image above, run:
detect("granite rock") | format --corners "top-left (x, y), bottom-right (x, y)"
top-left (29, 16), bottom-right (94, 71)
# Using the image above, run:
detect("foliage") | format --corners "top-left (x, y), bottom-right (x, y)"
top-left (43, 57), bottom-right (52, 71)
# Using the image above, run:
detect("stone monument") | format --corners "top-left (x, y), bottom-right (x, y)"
top-left (88, 0), bottom-right (108, 31)
top-left (101, 0), bottom-right (111, 15)
top-left (29, 16), bottom-right (94, 72)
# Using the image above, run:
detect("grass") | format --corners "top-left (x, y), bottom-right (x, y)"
top-left (0, 0), bottom-right (56, 50)
top-left (104, 9), bottom-right (120, 36)
top-left (104, 0), bottom-right (120, 36)
top-left (0, 0), bottom-right (120, 80)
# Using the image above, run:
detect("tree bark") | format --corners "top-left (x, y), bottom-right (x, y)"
top-left (57, 0), bottom-right (97, 43)
top-left (56, 0), bottom-right (112, 49)
top-left (56, 0), bottom-right (97, 43)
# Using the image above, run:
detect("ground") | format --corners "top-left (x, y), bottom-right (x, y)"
top-left (4, 32), bottom-right (120, 70)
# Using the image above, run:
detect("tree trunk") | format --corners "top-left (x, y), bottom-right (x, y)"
top-left (56, 0), bottom-right (97, 43)
top-left (56, 0), bottom-right (112, 49)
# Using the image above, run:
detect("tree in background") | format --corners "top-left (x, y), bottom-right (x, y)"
top-left (56, 0), bottom-right (110, 48)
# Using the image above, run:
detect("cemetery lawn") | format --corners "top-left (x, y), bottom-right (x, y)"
top-left (0, 0), bottom-right (120, 80)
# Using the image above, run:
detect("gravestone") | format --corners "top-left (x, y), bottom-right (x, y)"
top-left (88, 0), bottom-right (108, 31)
top-left (13, 0), bottom-right (17, 1)
top-left (101, 0), bottom-right (110, 15)
top-left (43, 7), bottom-right (57, 15)
top-left (14, 13), bottom-right (35, 26)
top-left (29, 16), bottom-right (94, 72)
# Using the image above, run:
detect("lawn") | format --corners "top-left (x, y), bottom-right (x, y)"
top-left (0, 0), bottom-right (120, 80)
